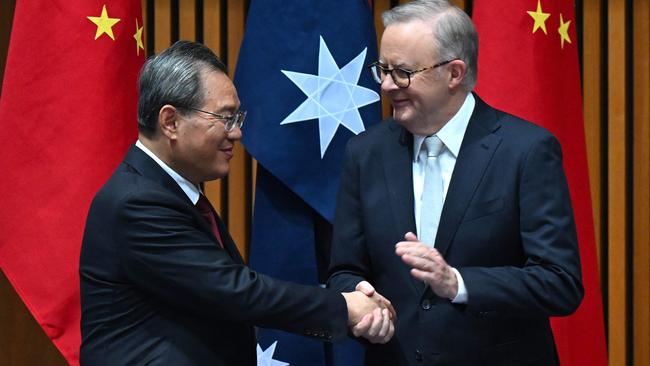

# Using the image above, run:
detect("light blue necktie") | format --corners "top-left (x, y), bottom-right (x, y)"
top-left (419, 135), bottom-right (445, 247)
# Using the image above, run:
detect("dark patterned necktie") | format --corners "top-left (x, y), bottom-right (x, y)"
top-left (195, 194), bottom-right (224, 248)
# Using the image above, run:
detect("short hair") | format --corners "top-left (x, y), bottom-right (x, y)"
top-left (382, 0), bottom-right (478, 90)
top-left (137, 40), bottom-right (228, 136)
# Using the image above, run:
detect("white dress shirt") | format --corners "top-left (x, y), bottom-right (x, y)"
top-left (412, 93), bottom-right (475, 303)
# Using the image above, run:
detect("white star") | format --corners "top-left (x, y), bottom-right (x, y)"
top-left (257, 341), bottom-right (290, 366)
top-left (281, 36), bottom-right (380, 158)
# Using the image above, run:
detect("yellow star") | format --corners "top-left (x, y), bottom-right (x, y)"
top-left (527, 0), bottom-right (551, 35)
top-left (87, 5), bottom-right (121, 41)
top-left (558, 13), bottom-right (572, 49)
top-left (134, 19), bottom-right (145, 55)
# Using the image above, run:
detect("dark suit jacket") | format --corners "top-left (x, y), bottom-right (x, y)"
top-left (80, 145), bottom-right (348, 365)
top-left (328, 95), bottom-right (584, 366)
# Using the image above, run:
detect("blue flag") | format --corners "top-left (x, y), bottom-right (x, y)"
top-left (234, 1), bottom-right (381, 365)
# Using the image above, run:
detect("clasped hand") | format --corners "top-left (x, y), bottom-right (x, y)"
top-left (342, 281), bottom-right (395, 344)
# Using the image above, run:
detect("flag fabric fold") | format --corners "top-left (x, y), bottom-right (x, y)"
top-left (472, 1), bottom-right (608, 365)
top-left (235, 1), bottom-right (381, 365)
top-left (0, 1), bottom-right (144, 364)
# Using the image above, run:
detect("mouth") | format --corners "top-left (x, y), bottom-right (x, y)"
top-left (390, 97), bottom-right (410, 109)
top-left (220, 147), bottom-right (234, 159)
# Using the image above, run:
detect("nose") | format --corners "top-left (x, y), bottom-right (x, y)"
top-left (226, 126), bottom-right (242, 140)
top-left (381, 73), bottom-right (400, 92)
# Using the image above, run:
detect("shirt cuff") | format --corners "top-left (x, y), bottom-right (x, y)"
top-left (450, 267), bottom-right (468, 303)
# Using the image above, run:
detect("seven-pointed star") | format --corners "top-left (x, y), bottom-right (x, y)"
top-left (87, 4), bottom-right (121, 41)
top-left (527, 0), bottom-right (550, 35)
top-left (558, 13), bottom-right (572, 49)
top-left (256, 342), bottom-right (289, 366)
top-left (280, 36), bottom-right (380, 158)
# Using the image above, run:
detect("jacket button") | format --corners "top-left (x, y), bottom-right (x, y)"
top-left (415, 349), bottom-right (423, 362)
top-left (421, 299), bottom-right (431, 310)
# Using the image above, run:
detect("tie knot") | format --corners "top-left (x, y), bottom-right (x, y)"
top-left (195, 194), bottom-right (212, 214)
top-left (424, 135), bottom-right (444, 157)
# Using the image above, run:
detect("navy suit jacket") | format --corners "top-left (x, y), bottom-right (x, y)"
top-left (80, 145), bottom-right (348, 365)
top-left (328, 95), bottom-right (583, 366)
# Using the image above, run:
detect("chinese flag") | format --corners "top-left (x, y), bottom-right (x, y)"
top-left (473, 1), bottom-right (608, 365)
top-left (0, 1), bottom-right (144, 364)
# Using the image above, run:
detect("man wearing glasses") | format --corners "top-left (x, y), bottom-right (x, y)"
top-left (79, 40), bottom-right (394, 366)
top-left (328, 1), bottom-right (583, 365)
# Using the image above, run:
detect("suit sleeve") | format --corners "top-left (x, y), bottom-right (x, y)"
top-left (460, 134), bottom-right (584, 317)
top-left (116, 189), bottom-right (348, 341)
top-left (327, 140), bottom-right (372, 293)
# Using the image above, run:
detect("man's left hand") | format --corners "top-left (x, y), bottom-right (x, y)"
top-left (395, 232), bottom-right (458, 300)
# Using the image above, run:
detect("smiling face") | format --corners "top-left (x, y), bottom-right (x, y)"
top-left (168, 69), bottom-right (242, 184)
top-left (380, 20), bottom-right (459, 135)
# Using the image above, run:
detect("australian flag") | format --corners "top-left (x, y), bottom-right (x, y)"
top-left (234, 1), bottom-right (381, 365)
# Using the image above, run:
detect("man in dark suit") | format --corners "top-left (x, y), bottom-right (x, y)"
top-left (328, 1), bottom-right (584, 365)
top-left (79, 40), bottom-right (394, 365)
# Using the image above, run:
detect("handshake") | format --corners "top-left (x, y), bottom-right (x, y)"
top-left (341, 281), bottom-right (395, 344)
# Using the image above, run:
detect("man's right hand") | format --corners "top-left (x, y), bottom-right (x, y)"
top-left (355, 281), bottom-right (396, 320)
top-left (341, 282), bottom-right (396, 344)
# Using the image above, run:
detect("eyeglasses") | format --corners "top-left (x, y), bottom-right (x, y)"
top-left (186, 107), bottom-right (246, 132)
top-left (368, 59), bottom-right (456, 88)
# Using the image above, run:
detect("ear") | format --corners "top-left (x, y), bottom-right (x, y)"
top-left (447, 60), bottom-right (467, 90)
top-left (158, 104), bottom-right (179, 140)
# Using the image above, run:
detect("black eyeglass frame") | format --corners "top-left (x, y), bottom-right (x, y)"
top-left (368, 59), bottom-right (457, 88)
top-left (185, 107), bottom-right (246, 132)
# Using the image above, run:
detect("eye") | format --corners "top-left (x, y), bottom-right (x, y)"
top-left (393, 68), bottom-right (411, 79)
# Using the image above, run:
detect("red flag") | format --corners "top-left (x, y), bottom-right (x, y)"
top-left (473, 1), bottom-right (607, 365)
top-left (0, 1), bottom-right (144, 364)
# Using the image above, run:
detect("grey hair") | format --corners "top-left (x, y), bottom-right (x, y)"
top-left (137, 40), bottom-right (228, 136)
top-left (382, 0), bottom-right (478, 90)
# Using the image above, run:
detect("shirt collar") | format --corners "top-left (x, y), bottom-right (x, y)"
top-left (413, 93), bottom-right (476, 161)
top-left (135, 139), bottom-right (201, 204)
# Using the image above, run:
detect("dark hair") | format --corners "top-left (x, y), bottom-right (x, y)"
top-left (137, 40), bottom-right (228, 136)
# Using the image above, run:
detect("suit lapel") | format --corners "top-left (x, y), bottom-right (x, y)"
top-left (124, 145), bottom-right (243, 262)
top-left (214, 213), bottom-right (245, 264)
top-left (383, 122), bottom-right (416, 239)
top-left (434, 96), bottom-right (502, 258)
top-left (382, 121), bottom-right (423, 295)
top-left (193, 197), bottom-right (243, 262)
